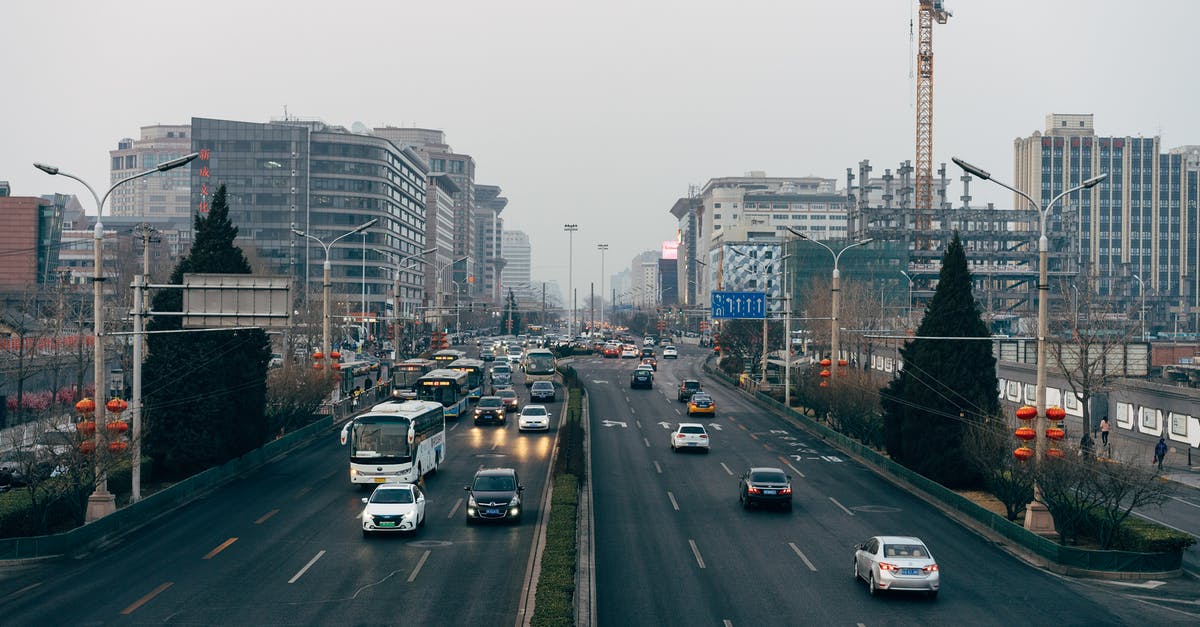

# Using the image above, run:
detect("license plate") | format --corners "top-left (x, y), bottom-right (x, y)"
top-left (901, 568), bottom-right (920, 575)
top-left (374, 477), bottom-right (386, 483)
top-left (484, 508), bottom-right (501, 515)
top-left (764, 490), bottom-right (777, 495)
top-left (687, 442), bottom-right (697, 446)
top-left (380, 522), bottom-right (396, 528)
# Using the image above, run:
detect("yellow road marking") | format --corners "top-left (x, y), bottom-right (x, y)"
top-left (255, 509), bottom-right (279, 524)
top-left (203, 537), bottom-right (238, 560)
top-left (120, 582), bottom-right (173, 615)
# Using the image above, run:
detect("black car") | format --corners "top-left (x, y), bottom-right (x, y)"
top-left (677, 379), bottom-right (702, 402)
top-left (739, 467), bottom-right (793, 510)
top-left (465, 467), bottom-right (524, 523)
top-left (630, 368), bottom-right (654, 389)
top-left (474, 396), bottom-right (506, 425)
top-left (530, 381), bottom-right (557, 402)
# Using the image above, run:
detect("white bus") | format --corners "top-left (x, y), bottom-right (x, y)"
top-left (339, 399), bottom-right (446, 486)
top-left (522, 348), bottom-right (558, 386)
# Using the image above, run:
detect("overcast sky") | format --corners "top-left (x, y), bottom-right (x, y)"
top-left (4, 0), bottom-right (1199, 297)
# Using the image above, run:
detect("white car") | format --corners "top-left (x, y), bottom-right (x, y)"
top-left (662, 346), bottom-right (678, 359)
top-left (518, 405), bottom-right (552, 431)
top-left (670, 422), bottom-right (710, 453)
top-left (853, 535), bottom-right (940, 598)
top-left (620, 346), bottom-right (639, 359)
top-left (361, 483), bottom-right (426, 536)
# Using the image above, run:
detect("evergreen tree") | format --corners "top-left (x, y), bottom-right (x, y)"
top-left (880, 233), bottom-right (998, 488)
top-left (143, 185), bottom-right (271, 478)
top-left (503, 289), bottom-right (523, 335)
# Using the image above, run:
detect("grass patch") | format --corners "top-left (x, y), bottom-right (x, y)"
top-left (531, 473), bottom-right (579, 627)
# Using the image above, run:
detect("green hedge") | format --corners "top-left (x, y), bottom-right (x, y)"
top-left (531, 474), bottom-right (579, 627)
top-left (0, 457), bottom-right (152, 538)
top-left (1089, 511), bottom-right (1196, 553)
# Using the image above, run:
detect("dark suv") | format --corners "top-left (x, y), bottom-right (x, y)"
top-left (630, 368), bottom-right (654, 389)
top-left (677, 379), bottom-right (702, 402)
top-left (474, 396), bottom-right (506, 425)
top-left (465, 467), bottom-right (524, 523)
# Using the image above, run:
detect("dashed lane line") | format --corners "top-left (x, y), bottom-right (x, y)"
top-left (288, 550), bottom-right (326, 584)
top-left (654, 461), bottom-right (663, 474)
top-left (789, 542), bottom-right (818, 572)
top-left (643, 437), bottom-right (651, 448)
top-left (668, 491), bottom-right (680, 511)
top-left (203, 537), bottom-right (237, 560)
top-left (120, 582), bottom-right (173, 615)
top-left (448, 497), bottom-right (463, 518)
top-left (778, 456), bottom-right (806, 478)
top-left (719, 462), bottom-right (734, 476)
top-left (688, 539), bottom-right (706, 569)
top-left (255, 509), bottom-right (279, 524)
top-left (407, 549), bottom-right (432, 583)
top-left (829, 497), bottom-right (855, 516)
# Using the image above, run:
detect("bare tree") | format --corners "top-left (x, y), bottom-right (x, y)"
top-left (1089, 450), bottom-right (1174, 549)
top-left (265, 362), bottom-right (338, 437)
top-left (962, 414), bottom-right (1034, 521)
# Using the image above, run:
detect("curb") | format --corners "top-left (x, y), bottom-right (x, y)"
top-left (574, 389), bottom-right (596, 627)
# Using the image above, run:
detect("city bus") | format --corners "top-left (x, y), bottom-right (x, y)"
top-left (339, 399), bottom-right (446, 486)
top-left (391, 358), bottom-right (437, 400)
top-left (432, 348), bottom-right (467, 366)
top-left (448, 357), bottom-right (486, 401)
top-left (522, 348), bottom-right (558, 386)
top-left (415, 368), bottom-right (471, 420)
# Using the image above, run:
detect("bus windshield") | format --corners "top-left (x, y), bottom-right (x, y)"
top-left (417, 380), bottom-right (458, 406)
top-left (349, 418), bottom-right (412, 463)
top-left (525, 351), bottom-right (556, 375)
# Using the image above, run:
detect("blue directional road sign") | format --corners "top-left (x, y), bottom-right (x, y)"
top-left (710, 291), bottom-right (766, 319)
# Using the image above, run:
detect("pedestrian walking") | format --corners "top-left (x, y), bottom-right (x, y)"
top-left (1099, 418), bottom-right (1110, 446)
top-left (1154, 436), bottom-right (1168, 471)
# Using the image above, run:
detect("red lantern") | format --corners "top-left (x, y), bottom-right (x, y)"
top-left (332, 362), bottom-right (342, 370)
top-left (77, 420), bottom-right (96, 436)
top-left (106, 420), bottom-right (129, 435)
top-left (819, 358), bottom-right (832, 367)
top-left (312, 351), bottom-right (324, 360)
top-left (837, 359), bottom-right (848, 367)
top-left (1014, 427), bottom-right (1036, 441)
top-left (819, 370), bottom-right (831, 378)
top-left (1045, 448), bottom-right (1065, 459)
top-left (819, 381), bottom-right (829, 388)
top-left (313, 362), bottom-right (323, 370)
top-left (1015, 405), bottom-right (1037, 421)
top-left (1046, 406), bottom-right (1066, 421)
top-left (80, 440), bottom-right (96, 455)
top-left (75, 398), bottom-right (96, 414)
top-left (108, 441), bottom-right (129, 453)
top-left (1013, 446), bottom-right (1034, 461)
top-left (1045, 427), bottom-right (1065, 441)
top-left (106, 398), bottom-right (128, 414)
top-left (331, 351), bottom-right (342, 360)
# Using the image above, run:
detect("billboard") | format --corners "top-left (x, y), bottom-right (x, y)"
top-left (661, 240), bottom-right (678, 260)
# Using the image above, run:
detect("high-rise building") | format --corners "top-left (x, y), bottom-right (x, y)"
top-left (1013, 114), bottom-right (1200, 331)
top-left (0, 191), bottom-right (64, 289)
top-left (475, 184), bottom-right (507, 305)
top-left (501, 229), bottom-right (532, 303)
top-left (109, 125), bottom-right (193, 218)
top-left (189, 117), bottom-right (428, 329)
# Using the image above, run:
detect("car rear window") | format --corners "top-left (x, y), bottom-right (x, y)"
top-left (680, 426), bottom-right (706, 434)
top-left (523, 407), bottom-right (547, 416)
top-left (683, 381), bottom-right (700, 390)
top-left (750, 471), bottom-right (787, 483)
top-left (883, 544), bottom-right (927, 558)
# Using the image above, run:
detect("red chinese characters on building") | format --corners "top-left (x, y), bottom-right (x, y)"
top-left (197, 149), bottom-right (212, 214)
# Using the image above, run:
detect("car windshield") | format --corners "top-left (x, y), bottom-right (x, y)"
top-left (372, 488), bottom-right (414, 504)
top-left (532, 382), bottom-right (552, 390)
top-left (493, 365), bottom-right (511, 373)
top-left (680, 426), bottom-right (706, 435)
top-left (523, 407), bottom-right (547, 416)
top-left (474, 475), bottom-right (515, 491)
top-left (750, 471), bottom-right (787, 483)
top-left (479, 397), bottom-right (503, 408)
top-left (883, 544), bottom-right (927, 558)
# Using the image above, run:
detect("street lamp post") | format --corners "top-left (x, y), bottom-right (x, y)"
top-left (291, 219), bottom-right (379, 371)
top-left (361, 232), bottom-right (368, 344)
top-left (1132, 273), bottom-right (1146, 341)
top-left (435, 256), bottom-right (470, 335)
top-left (35, 151), bottom-right (199, 522)
top-left (788, 228), bottom-right (872, 384)
top-left (899, 270), bottom-right (914, 330)
top-left (564, 224), bottom-right (578, 336)
top-left (380, 247), bottom-right (436, 360)
top-left (953, 157), bottom-right (1106, 533)
top-left (598, 243), bottom-right (608, 332)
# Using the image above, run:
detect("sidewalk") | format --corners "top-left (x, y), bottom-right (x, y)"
top-left (1095, 437), bottom-right (1200, 490)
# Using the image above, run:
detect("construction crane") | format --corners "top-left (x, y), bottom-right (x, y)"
top-left (914, 0), bottom-right (951, 248)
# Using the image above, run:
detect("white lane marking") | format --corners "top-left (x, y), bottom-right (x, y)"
top-left (667, 491), bottom-right (680, 511)
top-left (407, 549), bottom-right (431, 583)
top-left (630, 407), bottom-right (637, 415)
top-left (675, 408), bottom-right (682, 415)
top-left (1167, 494), bottom-right (1200, 509)
top-left (724, 621), bottom-right (734, 627)
top-left (643, 437), bottom-right (650, 448)
top-left (448, 497), bottom-right (463, 518)
top-left (719, 462), bottom-right (734, 476)
top-left (779, 456), bottom-right (806, 478)
top-left (1102, 579), bottom-right (1167, 589)
top-left (1132, 511), bottom-right (1199, 540)
top-left (688, 539), bottom-right (706, 569)
top-left (636, 420), bottom-right (642, 429)
top-left (449, 422), bottom-right (459, 431)
top-left (288, 550), bottom-right (326, 584)
top-left (830, 497), bottom-right (855, 516)
top-left (654, 461), bottom-right (662, 474)
top-left (789, 542), bottom-right (817, 571)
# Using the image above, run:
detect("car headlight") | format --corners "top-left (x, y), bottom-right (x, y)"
top-left (468, 495), bottom-right (477, 507)
top-left (509, 496), bottom-right (521, 507)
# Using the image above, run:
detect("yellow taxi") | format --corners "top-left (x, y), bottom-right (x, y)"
top-left (687, 392), bottom-right (716, 416)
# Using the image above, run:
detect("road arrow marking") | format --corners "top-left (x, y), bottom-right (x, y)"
top-left (592, 380), bottom-right (609, 384)
top-left (708, 423), bottom-right (723, 431)
top-left (601, 420), bottom-right (627, 428)
top-left (659, 421), bottom-right (673, 429)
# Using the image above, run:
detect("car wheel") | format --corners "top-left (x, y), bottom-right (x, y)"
top-left (671, 444), bottom-right (678, 453)
top-left (419, 512), bottom-right (426, 527)
top-left (868, 573), bottom-right (878, 597)
top-left (741, 495), bottom-right (750, 510)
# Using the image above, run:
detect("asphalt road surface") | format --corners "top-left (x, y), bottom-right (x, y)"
top-left (587, 344), bottom-right (1200, 627)
top-left (0, 372), bottom-right (559, 625)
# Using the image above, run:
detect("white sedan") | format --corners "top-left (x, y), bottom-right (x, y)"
top-left (661, 346), bottom-right (678, 358)
top-left (853, 535), bottom-right (940, 598)
top-left (670, 422), bottom-right (710, 452)
top-left (518, 405), bottom-right (552, 431)
top-left (361, 483), bottom-right (426, 536)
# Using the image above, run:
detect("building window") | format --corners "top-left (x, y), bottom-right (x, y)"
top-left (714, 203), bottom-right (722, 208)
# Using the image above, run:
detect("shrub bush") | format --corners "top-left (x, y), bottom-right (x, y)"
top-left (531, 474), bottom-right (579, 627)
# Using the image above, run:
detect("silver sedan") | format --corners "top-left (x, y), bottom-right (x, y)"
top-left (853, 535), bottom-right (940, 598)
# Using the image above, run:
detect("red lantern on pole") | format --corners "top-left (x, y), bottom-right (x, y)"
top-left (1015, 405), bottom-right (1037, 421)
top-left (819, 370), bottom-right (831, 378)
top-left (80, 440), bottom-right (96, 455)
top-left (332, 362), bottom-right (342, 370)
top-left (77, 420), bottom-right (96, 436)
top-left (1013, 446), bottom-right (1034, 461)
top-left (106, 420), bottom-right (129, 435)
top-left (312, 351), bottom-right (324, 361)
top-left (331, 351), bottom-right (342, 360)
top-left (819, 381), bottom-right (829, 388)
top-left (1045, 427), bottom-right (1065, 441)
top-left (1045, 448), bottom-right (1065, 459)
top-left (1014, 427), bottom-right (1036, 441)
top-left (313, 362), bottom-right (323, 370)
top-left (1046, 406), bottom-right (1066, 421)
top-left (108, 441), bottom-right (129, 453)
top-left (106, 398), bottom-right (128, 414)
top-left (819, 358), bottom-right (832, 367)
top-left (837, 359), bottom-right (848, 367)
top-left (75, 398), bottom-right (96, 415)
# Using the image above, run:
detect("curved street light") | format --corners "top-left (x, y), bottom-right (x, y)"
top-left (35, 151), bottom-right (199, 520)
top-left (292, 218), bottom-right (379, 370)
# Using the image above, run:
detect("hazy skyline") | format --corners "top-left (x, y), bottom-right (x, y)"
top-left (5, 1), bottom-right (1200, 300)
